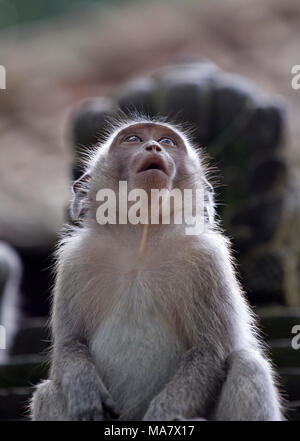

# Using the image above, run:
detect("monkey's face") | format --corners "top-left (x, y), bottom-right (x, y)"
top-left (107, 122), bottom-right (199, 194)
top-left (71, 120), bottom-right (211, 224)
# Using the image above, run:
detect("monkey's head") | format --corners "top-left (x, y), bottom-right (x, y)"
top-left (71, 116), bottom-right (215, 228)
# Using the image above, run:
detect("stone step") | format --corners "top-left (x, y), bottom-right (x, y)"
top-left (0, 387), bottom-right (31, 420)
top-left (0, 355), bottom-right (48, 388)
top-left (287, 401), bottom-right (300, 421)
top-left (10, 308), bottom-right (299, 356)
top-left (268, 339), bottom-right (300, 369)
top-left (257, 306), bottom-right (300, 341)
top-left (0, 366), bottom-right (299, 420)
top-left (10, 318), bottom-right (50, 356)
top-left (0, 387), bottom-right (299, 421)
top-left (279, 368), bottom-right (300, 401)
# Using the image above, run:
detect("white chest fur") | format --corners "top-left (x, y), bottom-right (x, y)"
top-left (90, 279), bottom-right (186, 420)
top-left (76, 230), bottom-right (199, 419)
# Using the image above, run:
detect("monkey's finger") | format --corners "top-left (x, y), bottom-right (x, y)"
top-left (103, 404), bottom-right (120, 420)
top-left (76, 408), bottom-right (106, 421)
top-left (102, 398), bottom-right (120, 419)
top-left (90, 412), bottom-right (105, 421)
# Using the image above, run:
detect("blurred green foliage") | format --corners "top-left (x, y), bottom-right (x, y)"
top-left (0, 0), bottom-right (133, 30)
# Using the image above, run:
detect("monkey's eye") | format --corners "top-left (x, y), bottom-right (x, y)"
top-left (158, 137), bottom-right (176, 146)
top-left (124, 135), bottom-right (142, 143)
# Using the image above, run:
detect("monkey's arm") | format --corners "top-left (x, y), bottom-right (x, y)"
top-left (49, 339), bottom-right (118, 421)
top-left (144, 232), bottom-right (283, 421)
top-left (204, 234), bottom-right (283, 421)
top-left (143, 346), bottom-right (226, 421)
top-left (144, 346), bottom-right (282, 421)
top-left (31, 336), bottom-right (118, 421)
top-left (211, 349), bottom-right (283, 421)
top-left (44, 253), bottom-right (118, 421)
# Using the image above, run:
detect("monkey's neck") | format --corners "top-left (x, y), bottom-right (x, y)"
top-left (138, 221), bottom-right (171, 257)
top-left (139, 223), bottom-right (149, 258)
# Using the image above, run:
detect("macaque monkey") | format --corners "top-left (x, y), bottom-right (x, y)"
top-left (30, 116), bottom-right (283, 421)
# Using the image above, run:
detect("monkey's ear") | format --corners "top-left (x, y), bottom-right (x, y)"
top-left (70, 172), bottom-right (91, 222)
top-left (203, 178), bottom-right (215, 225)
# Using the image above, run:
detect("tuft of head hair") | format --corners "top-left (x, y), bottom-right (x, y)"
top-left (102, 109), bottom-right (195, 146)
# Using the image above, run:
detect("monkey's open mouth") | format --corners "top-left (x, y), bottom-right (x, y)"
top-left (138, 157), bottom-right (168, 175)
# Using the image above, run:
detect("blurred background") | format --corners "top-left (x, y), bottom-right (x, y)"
top-left (0, 0), bottom-right (299, 420)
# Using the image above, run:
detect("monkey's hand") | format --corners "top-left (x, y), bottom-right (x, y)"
top-left (143, 347), bottom-right (225, 421)
top-left (64, 372), bottom-right (119, 421)
top-left (143, 395), bottom-right (188, 422)
top-left (52, 340), bottom-right (120, 421)
top-left (143, 387), bottom-right (207, 421)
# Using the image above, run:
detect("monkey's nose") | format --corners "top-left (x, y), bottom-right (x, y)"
top-left (145, 144), bottom-right (162, 152)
